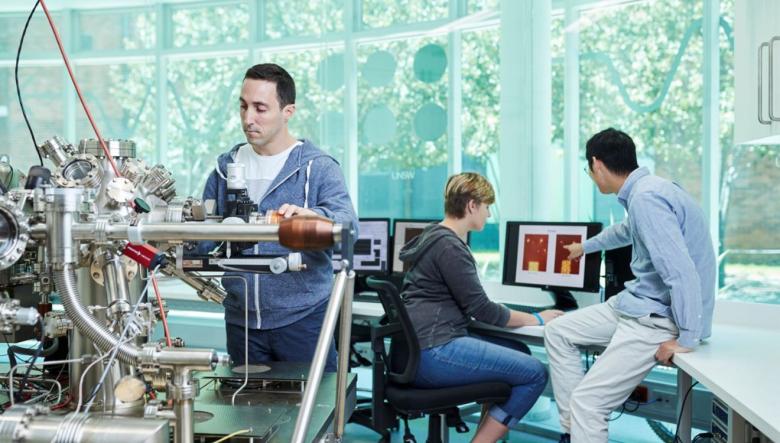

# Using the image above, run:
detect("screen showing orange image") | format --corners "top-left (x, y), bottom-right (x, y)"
top-left (506, 221), bottom-right (601, 292)
top-left (522, 234), bottom-right (549, 272)
top-left (554, 234), bottom-right (583, 275)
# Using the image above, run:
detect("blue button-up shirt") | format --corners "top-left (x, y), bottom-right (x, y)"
top-left (584, 167), bottom-right (716, 348)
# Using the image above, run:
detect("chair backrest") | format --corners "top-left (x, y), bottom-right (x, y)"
top-left (365, 276), bottom-right (420, 385)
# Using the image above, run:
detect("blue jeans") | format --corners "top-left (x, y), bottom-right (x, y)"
top-left (226, 301), bottom-right (337, 372)
top-left (414, 335), bottom-right (548, 428)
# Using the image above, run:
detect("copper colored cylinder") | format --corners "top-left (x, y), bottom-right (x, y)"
top-left (278, 216), bottom-right (335, 250)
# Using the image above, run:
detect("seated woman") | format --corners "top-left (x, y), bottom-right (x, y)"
top-left (399, 172), bottom-right (564, 443)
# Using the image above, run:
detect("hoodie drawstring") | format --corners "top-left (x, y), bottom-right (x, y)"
top-left (303, 159), bottom-right (313, 209)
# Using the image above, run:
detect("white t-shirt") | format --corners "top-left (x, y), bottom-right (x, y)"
top-left (234, 141), bottom-right (301, 202)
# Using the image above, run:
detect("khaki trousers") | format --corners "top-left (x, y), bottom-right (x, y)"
top-left (543, 297), bottom-right (678, 443)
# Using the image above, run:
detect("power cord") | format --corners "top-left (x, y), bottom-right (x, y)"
top-left (16, 317), bottom-right (46, 402)
top-left (15, 0), bottom-right (44, 166)
top-left (674, 381), bottom-right (699, 443)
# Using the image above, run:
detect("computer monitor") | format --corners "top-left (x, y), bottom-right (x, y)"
top-left (502, 221), bottom-right (602, 293)
top-left (391, 219), bottom-right (438, 274)
top-left (605, 245), bottom-right (634, 300)
top-left (333, 218), bottom-right (391, 275)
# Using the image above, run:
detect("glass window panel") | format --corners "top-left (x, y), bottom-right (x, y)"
top-left (0, 66), bottom-right (65, 171)
top-left (76, 9), bottom-right (156, 51)
top-left (551, 14), bottom-right (564, 150)
top-left (74, 63), bottom-right (157, 163)
top-left (170, 3), bottom-right (249, 48)
top-left (0, 12), bottom-right (63, 57)
top-left (462, 27), bottom-right (500, 280)
top-left (717, 0), bottom-right (779, 305)
top-left (720, 145), bottom-right (780, 305)
top-left (166, 54), bottom-right (248, 197)
top-left (579, 0), bottom-right (704, 226)
top-left (361, 0), bottom-right (448, 29)
top-left (467, 0), bottom-right (500, 15)
top-left (357, 37), bottom-right (448, 219)
top-left (263, 0), bottom-right (343, 40)
top-left (259, 48), bottom-right (346, 161)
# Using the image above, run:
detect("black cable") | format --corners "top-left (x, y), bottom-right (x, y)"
top-left (607, 403), bottom-right (626, 422)
top-left (16, 317), bottom-right (46, 402)
top-left (623, 399), bottom-right (642, 413)
top-left (8, 337), bottom-right (59, 370)
top-left (15, 0), bottom-right (44, 166)
top-left (674, 381), bottom-right (699, 443)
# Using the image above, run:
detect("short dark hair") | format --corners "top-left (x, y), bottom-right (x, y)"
top-left (585, 128), bottom-right (639, 176)
top-left (444, 172), bottom-right (495, 218)
top-left (244, 63), bottom-right (295, 108)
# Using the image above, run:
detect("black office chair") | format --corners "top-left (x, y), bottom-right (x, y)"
top-left (365, 276), bottom-right (512, 443)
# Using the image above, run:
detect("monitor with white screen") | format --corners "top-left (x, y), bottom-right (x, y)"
top-left (333, 218), bottom-right (390, 275)
top-left (391, 219), bottom-right (438, 274)
top-left (502, 221), bottom-right (602, 292)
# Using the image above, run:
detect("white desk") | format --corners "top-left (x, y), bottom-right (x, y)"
top-left (675, 301), bottom-right (780, 443)
top-left (352, 280), bottom-right (600, 319)
top-left (355, 292), bottom-right (780, 442)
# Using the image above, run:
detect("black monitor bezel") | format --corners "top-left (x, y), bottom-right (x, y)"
top-left (391, 218), bottom-right (440, 274)
top-left (502, 221), bottom-right (602, 293)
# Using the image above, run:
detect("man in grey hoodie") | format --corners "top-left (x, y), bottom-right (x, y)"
top-left (201, 64), bottom-right (357, 371)
top-left (400, 172), bottom-right (563, 443)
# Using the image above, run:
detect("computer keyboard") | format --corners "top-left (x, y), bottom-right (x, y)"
top-left (505, 303), bottom-right (554, 314)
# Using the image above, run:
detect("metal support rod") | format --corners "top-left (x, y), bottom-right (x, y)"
top-left (173, 398), bottom-right (194, 443)
top-left (68, 221), bottom-right (342, 245)
top-left (676, 369), bottom-right (693, 443)
top-left (334, 270), bottom-right (356, 437)
top-left (291, 270), bottom-right (348, 443)
top-left (71, 223), bottom-right (281, 242)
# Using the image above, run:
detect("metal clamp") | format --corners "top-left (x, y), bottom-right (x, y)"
top-left (139, 343), bottom-right (162, 373)
top-left (43, 311), bottom-right (72, 338)
top-left (53, 153), bottom-right (104, 188)
top-left (0, 197), bottom-right (30, 271)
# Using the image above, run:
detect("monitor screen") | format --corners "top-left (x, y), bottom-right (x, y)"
top-left (333, 218), bottom-right (390, 275)
top-left (391, 219), bottom-right (438, 274)
top-left (605, 245), bottom-right (634, 300)
top-left (502, 221), bottom-right (602, 292)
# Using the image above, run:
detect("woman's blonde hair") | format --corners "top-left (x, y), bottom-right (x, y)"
top-left (444, 172), bottom-right (495, 218)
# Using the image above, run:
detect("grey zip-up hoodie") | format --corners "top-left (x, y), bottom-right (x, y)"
top-left (399, 224), bottom-right (510, 349)
top-left (200, 139), bottom-right (358, 330)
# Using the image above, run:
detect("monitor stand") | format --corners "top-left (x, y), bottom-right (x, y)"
top-left (548, 289), bottom-right (579, 311)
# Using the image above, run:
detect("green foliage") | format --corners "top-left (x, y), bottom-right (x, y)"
top-left (165, 56), bottom-right (247, 196)
top-left (264, 0), bottom-right (343, 39)
top-left (357, 36), bottom-right (448, 171)
top-left (462, 28), bottom-right (500, 160)
top-left (362, 0), bottom-right (448, 28)
top-left (170, 2), bottom-right (249, 47)
top-left (578, 0), bottom-right (710, 196)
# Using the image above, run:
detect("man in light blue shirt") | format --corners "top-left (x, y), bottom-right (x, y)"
top-left (544, 128), bottom-right (716, 443)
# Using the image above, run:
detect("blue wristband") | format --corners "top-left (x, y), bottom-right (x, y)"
top-left (532, 312), bottom-right (544, 326)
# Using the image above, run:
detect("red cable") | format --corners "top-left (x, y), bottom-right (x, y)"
top-left (38, 0), bottom-right (121, 178)
top-left (50, 393), bottom-right (71, 410)
top-left (151, 274), bottom-right (173, 347)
